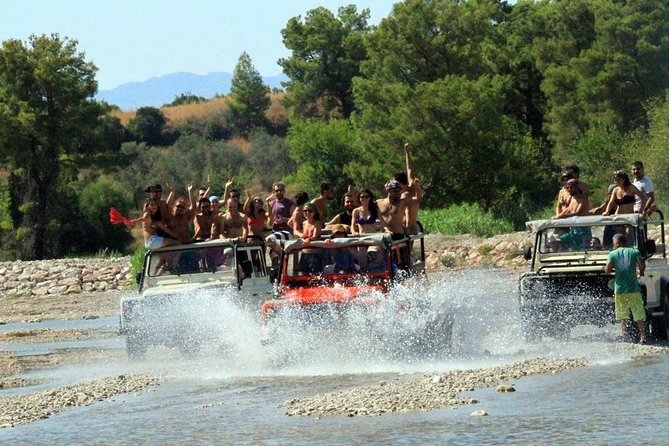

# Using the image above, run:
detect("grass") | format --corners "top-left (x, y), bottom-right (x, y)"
top-left (419, 203), bottom-right (514, 238)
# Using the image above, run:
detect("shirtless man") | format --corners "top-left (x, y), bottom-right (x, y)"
top-left (396, 143), bottom-right (423, 234)
top-left (312, 183), bottom-right (336, 223)
top-left (212, 197), bottom-right (248, 241)
top-left (553, 179), bottom-right (590, 219)
top-left (167, 194), bottom-right (195, 243)
top-left (193, 197), bottom-right (216, 241)
top-left (377, 179), bottom-right (420, 238)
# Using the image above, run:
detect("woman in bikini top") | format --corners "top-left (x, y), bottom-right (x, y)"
top-left (603, 171), bottom-right (646, 215)
top-left (351, 189), bottom-right (379, 234)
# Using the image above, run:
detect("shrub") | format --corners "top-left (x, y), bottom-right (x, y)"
top-left (419, 203), bottom-right (513, 237)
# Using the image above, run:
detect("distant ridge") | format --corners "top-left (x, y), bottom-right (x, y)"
top-left (95, 71), bottom-right (287, 110)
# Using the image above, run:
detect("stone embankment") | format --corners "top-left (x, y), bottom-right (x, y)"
top-left (0, 257), bottom-right (133, 297)
top-left (0, 232), bottom-right (534, 297)
top-left (424, 231), bottom-right (532, 270)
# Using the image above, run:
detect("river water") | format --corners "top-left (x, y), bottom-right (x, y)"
top-left (1, 269), bottom-right (668, 445)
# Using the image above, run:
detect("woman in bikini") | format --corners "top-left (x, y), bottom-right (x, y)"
top-left (288, 192), bottom-right (310, 238)
top-left (243, 192), bottom-right (268, 243)
top-left (351, 189), bottom-right (379, 234)
top-left (140, 197), bottom-right (181, 275)
top-left (301, 203), bottom-right (322, 241)
top-left (603, 171), bottom-right (646, 216)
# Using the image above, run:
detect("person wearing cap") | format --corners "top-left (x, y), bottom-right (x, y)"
top-left (605, 233), bottom-right (648, 344)
top-left (208, 195), bottom-right (222, 216)
top-left (365, 245), bottom-right (398, 273)
top-left (377, 179), bottom-right (421, 239)
top-left (603, 171), bottom-right (646, 216)
top-left (546, 235), bottom-right (563, 253)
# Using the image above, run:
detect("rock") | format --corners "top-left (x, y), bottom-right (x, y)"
top-left (470, 410), bottom-right (488, 416)
top-left (496, 384), bottom-right (516, 392)
top-left (431, 375), bottom-right (443, 384)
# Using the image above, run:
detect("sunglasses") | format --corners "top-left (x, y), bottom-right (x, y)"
top-left (275, 188), bottom-right (285, 192)
top-left (175, 205), bottom-right (185, 209)
top-left (303, 209), bottom-right (314, 213)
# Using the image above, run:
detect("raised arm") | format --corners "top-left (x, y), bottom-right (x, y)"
top-left (242, 190), bottom-right (253, 215)
top-left (404, 143), bottom-right (415, 185)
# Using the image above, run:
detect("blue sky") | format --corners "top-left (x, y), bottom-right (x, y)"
top-left (1, 0), bottom-right (396, 90)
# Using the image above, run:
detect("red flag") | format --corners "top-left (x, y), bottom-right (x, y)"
top-left (109, 207), bottom-right (135, 226)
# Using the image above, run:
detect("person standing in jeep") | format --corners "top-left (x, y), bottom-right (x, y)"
top-left (604, 233), bottom-right (649, 344)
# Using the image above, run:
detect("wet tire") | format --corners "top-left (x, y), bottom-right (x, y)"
top-left (126, 332), bottom-right (147, 360)
top-left (649, 295), bottom-right (669, 341)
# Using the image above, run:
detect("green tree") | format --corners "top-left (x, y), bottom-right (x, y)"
top-left (126, 106), bottom-right (167, 146)
top-left (279, 5), bottom-right (370, 119)
top-left (0, 34), bottom-right (106, 259)
top-left (226, 52), bottom-right (270, 137)
top-left (287, 119), bottom-right (358, 201)
top-left (168, 91), bottom-right (206, 106)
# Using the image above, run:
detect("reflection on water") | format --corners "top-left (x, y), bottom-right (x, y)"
top-left (1, 269), bottom-right (667, 444)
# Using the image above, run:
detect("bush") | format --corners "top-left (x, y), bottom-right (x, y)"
top-left (419, 203), bottom-right (513, 237)
top-left (130, 245), bottom-right (147, 287)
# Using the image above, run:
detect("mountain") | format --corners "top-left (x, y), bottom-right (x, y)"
top-left (95, 71), bottom-right (288, 110)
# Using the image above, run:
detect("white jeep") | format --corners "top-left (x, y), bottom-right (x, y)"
top-left (518, 213), bottom-right (669, 342)
top-left (119, 239), bottom-right (273, 359)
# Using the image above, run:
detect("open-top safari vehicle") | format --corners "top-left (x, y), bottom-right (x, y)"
top-left (518, 213), bottom-right (669, 342)
top-left (260, 230), bottom-right (453, 357)
top-left (120, 238), bottom-right (273, 359)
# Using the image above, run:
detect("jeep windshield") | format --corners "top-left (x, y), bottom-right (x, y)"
top-left (281, 235), bottom-right (393, 281)
top-left (144, 240), bottom-right (240, 278)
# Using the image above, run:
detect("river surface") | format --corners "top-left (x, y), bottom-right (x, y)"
top-left (1, 269), bottom-right (668, 445)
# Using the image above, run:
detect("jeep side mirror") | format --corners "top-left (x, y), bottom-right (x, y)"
top-left (523, 245), bottom-right (532, 261)
top-left (646, 239), bottom-right (656, 255)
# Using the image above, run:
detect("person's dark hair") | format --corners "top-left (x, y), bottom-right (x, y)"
top-left (613, 170), bottom-right (632, 187)
top-left (199, 197), bottom-right (211, 206)
top-left (303, 203), bottom-right (320, 221)
top-left (145, 197), bottom-right (162, 220)
top-left (342, 192), bottom-right (354, 202)
top-left (249, 196), bottom-right (264, 215)
top-left (560, 170), bottom-right (576, 184)
top-left (320, 183), bottom-right (333, 194)
top-left (228, 188), bottom-right (241, 198)
top-left (564, 164), bottom-right (580, 176)
top-left (631, 160), bottom-right (644, 169)
top-left (295, 191), bottom-right (309, 206)
top-left (358, 189), bottom-right (379, 220)
top-left (394, 172), bottom-right (409, 186)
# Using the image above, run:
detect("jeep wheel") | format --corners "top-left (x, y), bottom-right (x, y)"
top-left (649, 294), bottom-right (669, 341)
top-left (126, 332), bottom-right (147, 360)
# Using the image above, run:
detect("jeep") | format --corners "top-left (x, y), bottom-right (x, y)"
top-left (120, 239), bottom-right (273, 359)
top-left (518, 213), bottom-right (669, 342)
top-left (260, 231), bottom-right (453, 356)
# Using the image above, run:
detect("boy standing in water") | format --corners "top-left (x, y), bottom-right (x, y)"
top-left (604, 233), bottom-right (648, 344)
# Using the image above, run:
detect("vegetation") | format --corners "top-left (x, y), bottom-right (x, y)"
top-left (2, 1), bottom-right (669, 260)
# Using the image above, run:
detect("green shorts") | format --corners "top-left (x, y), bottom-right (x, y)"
top-left (615, 292), bottom-right (646, 321)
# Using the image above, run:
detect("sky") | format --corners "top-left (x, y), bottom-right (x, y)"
top-left (1, 0), bottom-right (396, 90)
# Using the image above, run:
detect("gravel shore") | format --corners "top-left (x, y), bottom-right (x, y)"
top-left (280, 344), bottom-right (669, 418)
top-left (0, 374), bottom-right (157, 428)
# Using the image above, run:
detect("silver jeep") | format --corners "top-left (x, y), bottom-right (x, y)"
top-left (518, 213), bottom-right (669, 342)
top-left (119, 239), bottom-right (273, 359)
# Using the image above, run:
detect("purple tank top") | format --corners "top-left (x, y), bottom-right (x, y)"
top-left (269, 198), bottom-right (294, 232)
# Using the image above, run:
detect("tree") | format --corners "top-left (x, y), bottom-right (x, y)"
top-left (279, 5), bottom-right (370, 119)
top-left (126, 106), bottom-right (168, 146)
top-left (226, 52), bottom-right (270, 136)
top-left (0, 34), bottom-right (106, 259)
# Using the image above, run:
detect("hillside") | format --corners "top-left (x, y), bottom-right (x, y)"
top-left (96, 71), bottom-right (288, 110)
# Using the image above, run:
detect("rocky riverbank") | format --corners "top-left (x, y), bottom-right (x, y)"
top-left (0, 257), bottom-right (133, 296)
top-left (0, 232), bottom-right (532, 297)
